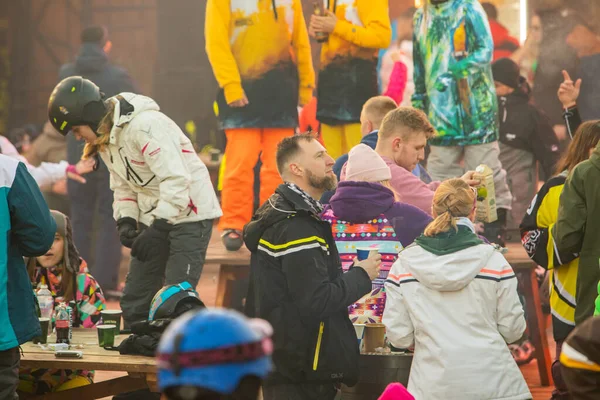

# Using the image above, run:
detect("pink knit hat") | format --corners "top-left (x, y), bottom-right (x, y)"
top-left (345, 144), bottom-right (391, 182)
top-left (378, 383), bottom-right (415, 400)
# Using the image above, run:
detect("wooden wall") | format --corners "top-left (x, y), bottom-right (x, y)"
top-left (8, 0), bottom-right (157, 129)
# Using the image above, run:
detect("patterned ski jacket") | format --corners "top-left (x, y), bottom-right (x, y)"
top-left (412, 0), bottom-right (499, 146)
top-left (323, 181), bottom-right (431, 324)
top-left (31, 259), bottom-right (106, 328)
top-left (20, 259), bottom-right (105, 393)
top-left (205, 0), bottom-right (315, 129)
top-left (316, 0), bottom-right (391, 125)
top-left (520, 172), bottom-right (578, 342)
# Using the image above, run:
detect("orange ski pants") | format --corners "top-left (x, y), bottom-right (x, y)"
top-left (218, 127), bottom-right (294, 231)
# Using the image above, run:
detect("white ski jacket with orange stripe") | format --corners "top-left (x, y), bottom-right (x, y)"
top-left (382, 222), bottom-right (530, 400)
top-left (99, 93), bottom-right (222, 226)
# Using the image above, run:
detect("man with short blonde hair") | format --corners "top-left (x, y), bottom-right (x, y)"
top-left (371, 107), bottom-right (477, 215)
top-left (360, 96), bottom-right (398, 135)
top-left (322, 96), bottom-right (397, 203)
top-left (377, 106), bottom-right (435, 141)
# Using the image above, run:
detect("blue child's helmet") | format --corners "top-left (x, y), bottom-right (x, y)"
top-left (156, 308), bottom-right (273, 394)
top-left (148, 282), bottom-right (205, 321)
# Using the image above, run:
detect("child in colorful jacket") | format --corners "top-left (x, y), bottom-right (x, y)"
top-left (322, 144), bottom-right (431, 323)
top-left (19, 210), bottom-right (106, 394)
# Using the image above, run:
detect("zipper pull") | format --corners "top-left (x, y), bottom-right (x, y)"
top-left (272, 0), bottom-right (278, 20)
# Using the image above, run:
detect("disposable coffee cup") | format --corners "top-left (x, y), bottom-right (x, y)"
top-left (353, 324), bottom-right (366, 353)
top-left (356, 247), bottom-right (378, 261)
top-left (33, 318), bottom-right (50, 344)
top-left (363, 323), bottom-right (386, 353)
top-left (101, 310), bottom-right (122, 335)
top-left (97, 325), bottom-right (116, 348)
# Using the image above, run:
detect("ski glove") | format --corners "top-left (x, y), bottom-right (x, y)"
top-left (131, 219), bottom-right (172, 262)
top-left (116, 217), bottom-right (139, 248)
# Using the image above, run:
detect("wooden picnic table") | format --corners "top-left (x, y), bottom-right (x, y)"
top-left (504, 242), bottom-right (553, 387)
top-left (20, 329), bottom-right (157, 399)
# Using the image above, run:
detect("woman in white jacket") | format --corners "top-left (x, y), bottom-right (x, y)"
top-left (48, 77), bottom-right (222, 325)
top-left (382, 178), bottom-right (531, 400)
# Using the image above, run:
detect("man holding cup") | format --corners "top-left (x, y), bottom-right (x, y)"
top-left (244, 134), bottom-right (381, 400)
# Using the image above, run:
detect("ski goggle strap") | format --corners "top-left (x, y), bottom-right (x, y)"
top-left (157, 337), bottom-right (273, 375)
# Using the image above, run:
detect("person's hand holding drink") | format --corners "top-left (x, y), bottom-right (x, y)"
top-left (354, 248), bottom-right (381, 281)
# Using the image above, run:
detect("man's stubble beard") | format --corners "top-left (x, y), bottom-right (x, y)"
top-left (306, 170), bottom-right (338, 192)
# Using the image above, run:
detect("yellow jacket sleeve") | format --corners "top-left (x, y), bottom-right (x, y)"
top-left (205, 0), bottom-right (245, 104)
top-left (332, 0), bottom-right (391, 49)
top-left (292, 0), bottom-right (315, 106)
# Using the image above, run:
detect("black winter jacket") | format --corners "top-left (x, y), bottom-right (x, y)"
top-left (244, 184), bottom-right (372, 386)
top-left (498, 81), bottom-right (560, 177)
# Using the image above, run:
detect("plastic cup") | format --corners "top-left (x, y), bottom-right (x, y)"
top-left (353, 324), bottom-right (365, 352)
top-left (33, 318), bottom-right (50, 344)
top-left (209, 149), bottom-right (221, 162)
top-left (356, 247), bottom-right (378, 261)
top-left (97, 325), bottom-right (116, 348)
top-left (363, 323), bottom-right (386, 353)
top-left (101, 310), bottom-right (122, 335)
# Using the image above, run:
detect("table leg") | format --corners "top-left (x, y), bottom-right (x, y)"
top-left (215, 265), bottom-right (250, 309)
top-left (215, 264), bottom-right (231, 307)
top-left (520, 268), bottom-right (553, 386)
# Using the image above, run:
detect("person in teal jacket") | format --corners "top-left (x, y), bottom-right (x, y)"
top-left (0, 155), bottom-right (56, 399)
top-left (412, 0), bottom-right (512, 245)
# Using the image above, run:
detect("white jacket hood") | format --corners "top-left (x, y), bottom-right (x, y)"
top-left (404, 244), bottom-right (495, 292)
top-left (109, 93), bottom-right (159, 141)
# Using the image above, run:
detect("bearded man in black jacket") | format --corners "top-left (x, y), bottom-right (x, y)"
top-left (244, 134), bottom-right (381, 400)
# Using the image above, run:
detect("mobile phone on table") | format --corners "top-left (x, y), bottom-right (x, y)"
top-left (55, 350), bottom-right (83, 358)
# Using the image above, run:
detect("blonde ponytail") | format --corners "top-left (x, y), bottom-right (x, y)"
top-left (423, 178), bottom-right (476, 237)
top-left (82, 98), bottom-right (116, 159)
top-left (424, 210), bottom-right (455, 237)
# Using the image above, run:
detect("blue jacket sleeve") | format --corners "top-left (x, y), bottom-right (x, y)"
top-left (8, 163), bottom-right (56, 257)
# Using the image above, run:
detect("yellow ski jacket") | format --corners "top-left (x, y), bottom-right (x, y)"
top-left (206, 0), bottom-right (315, 129)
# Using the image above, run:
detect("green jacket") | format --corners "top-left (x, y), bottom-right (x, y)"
top-left (412, 0), bottom-right (498, 146)
top-left (553, 145), bottom-right (600, 324)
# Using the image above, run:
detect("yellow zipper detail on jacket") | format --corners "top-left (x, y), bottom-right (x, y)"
top-left (313, 322), bottom-right (324, 371)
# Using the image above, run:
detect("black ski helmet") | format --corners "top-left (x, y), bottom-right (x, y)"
top-left (149, 282), bottom-right (206, 321)
top-left (48, 76), bottom-right (107, 136)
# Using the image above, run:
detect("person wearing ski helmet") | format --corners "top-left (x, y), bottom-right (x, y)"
top-left (48, 76), bottom-right (222, 326)
top-left (157, 308), bottom-right (273, 400)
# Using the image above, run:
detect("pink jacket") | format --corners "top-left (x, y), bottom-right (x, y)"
top-left (383, 62), bottom-right (408, 105)
top-left (378, 383), bottom-right (415, 400)
top-left (341, 156), bottom-right (440, 215)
